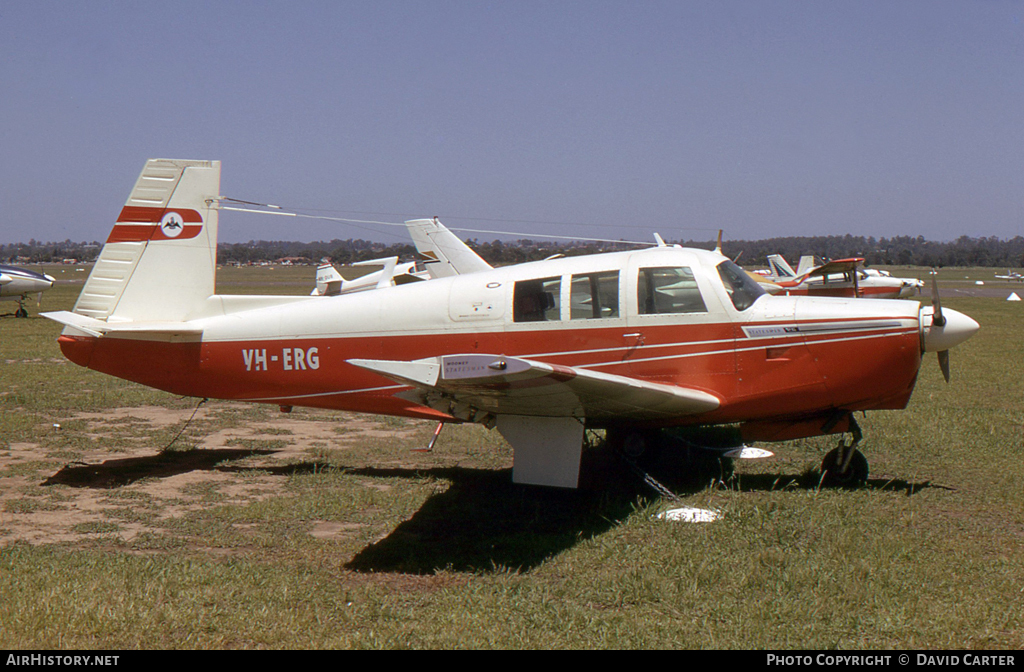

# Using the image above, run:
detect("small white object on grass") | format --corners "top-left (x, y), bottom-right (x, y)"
top-left (657, 507), bottom-right (720, 523)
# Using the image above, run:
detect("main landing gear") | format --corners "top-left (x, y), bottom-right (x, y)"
top-left (819, 415), bottom-right (868, 487)
top-left (603, 426), bottom-right (740, 488)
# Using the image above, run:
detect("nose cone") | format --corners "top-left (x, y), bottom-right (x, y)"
top-left (921, 306), bottom-right (979, 352)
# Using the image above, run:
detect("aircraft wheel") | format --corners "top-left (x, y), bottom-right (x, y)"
top-left (15, 306), bottom-right (28, 318)
top-left (606, 429), bottom-right (660, 460)
top-left (820, 446), bottom-right (869, 487)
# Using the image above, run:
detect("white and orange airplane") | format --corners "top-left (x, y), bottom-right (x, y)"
top-left (44, 159), bottom-right (979, 489)
top-left (761, 254), bottom-right (922, 299)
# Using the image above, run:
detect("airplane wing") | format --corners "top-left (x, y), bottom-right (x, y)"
top-left (802, 257), bottom-right (864, 279)
top-left (347, 353), bottom-right (720, 422)
top-left (746, 270), bottom-right (782, 294)
top-left (774, 257), bottom-right (867, 288)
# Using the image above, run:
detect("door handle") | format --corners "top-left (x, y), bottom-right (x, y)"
top-left (623, 332), bottom-right (645, 346)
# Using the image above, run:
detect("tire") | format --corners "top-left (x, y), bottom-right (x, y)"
top-left (605, 428), bottom-right (662, 460)
top-left (820, 447), bottom-right (869, 487)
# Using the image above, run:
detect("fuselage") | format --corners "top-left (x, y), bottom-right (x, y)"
top-left (58, 247), bottom-right (929, 437)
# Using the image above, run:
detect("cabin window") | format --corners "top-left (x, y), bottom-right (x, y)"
top-left (716, 260), bottom-right (765, 311)
top-left (570, 271), bottom-right (619, 319)
top-left (513, 277), bottom-right (561, 322)
top-left (637, 267), bottom-right (707, 315)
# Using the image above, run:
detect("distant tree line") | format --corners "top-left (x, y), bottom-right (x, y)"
top-left (4, 234), bottom-right (1024, 269)
top-left (0, 239), bottom-right (103, 263)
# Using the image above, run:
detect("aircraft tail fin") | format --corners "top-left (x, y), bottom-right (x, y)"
top-left (405, 218), bottom-right (492, 278)
top-left (766, 254), bottom-right (795, 278)
top-left (796, 255), bottom-right (822, 276)
top-left (312, 263), bottom-right (344, 296)
top-left (73, 159), bottom-right (221, 323)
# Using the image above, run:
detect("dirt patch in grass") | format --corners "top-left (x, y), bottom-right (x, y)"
top-left (0, 404), bottom-right (421, 548)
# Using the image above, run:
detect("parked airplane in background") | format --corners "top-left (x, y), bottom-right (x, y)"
top-left (797, 256), bottom-right (924, 297)
top-left (310, 257), bottom-right (429, 296)
top-left (406, 217), bottom-right (494, 278)
top-left (995, 270), bottom-right (1024, 282)
top-left (1, 264), bottom-right (55, 317)
top-left (861, 268), bottom-right (925, 296)
top-left (761, 255), bottom-right (922, 299)
top-left (311, 216), bottom-right (495, 296)
top-left (44, 159), bottom-right (978, 490)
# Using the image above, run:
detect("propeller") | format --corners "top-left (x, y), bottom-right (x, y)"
top-left (919, 271), bottom-right (978, 382)
top-left (931, 270), bottom-right (950, 383)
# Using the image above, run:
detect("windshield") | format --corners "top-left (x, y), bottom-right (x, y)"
top-left (717, 260), bottom-right (766, 311)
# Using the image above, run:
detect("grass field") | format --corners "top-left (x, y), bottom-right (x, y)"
top-left (0, 264), bottom-right (1021, 649)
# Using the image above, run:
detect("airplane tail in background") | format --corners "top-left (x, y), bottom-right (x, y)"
top-left (405, 218), bottom-right (493, 278)
top-left (766, 254), bottom-right (796, 279)
top-left (73, 159), bottom-right (221, 323)
top-left (796, 255), bottom-right (821, 276)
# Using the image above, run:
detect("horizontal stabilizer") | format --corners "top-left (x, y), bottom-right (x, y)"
top-left (42, 310), bottom-right (202, 340)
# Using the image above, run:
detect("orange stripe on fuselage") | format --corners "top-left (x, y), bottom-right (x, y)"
top-left (59, 317), bottom-right (923, 427)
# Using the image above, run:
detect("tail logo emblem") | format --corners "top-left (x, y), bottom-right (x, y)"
top-left (160, 212), bottom-right (185, 238)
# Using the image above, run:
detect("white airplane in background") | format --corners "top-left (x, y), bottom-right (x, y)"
top-left (1, 264), bottom-right (56, 317)
top-left (310, 257), bottom-right (430, 297)
top-left (44, 159), bottom-right (978, 490)
top-left (762, 255), bottom-right (922, 299)
top-left (405, 217), bottom-right (494, 278)
top-left (310, 217), bottom-right (493, 295)
top-left (310, 216), bottom-right (497, 296)
top-left (995, 270), bottom-right (1024, 282)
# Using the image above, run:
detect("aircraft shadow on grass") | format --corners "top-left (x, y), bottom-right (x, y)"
top-left (41, 449), bottom-right (277, 488)
top-left (40, 447), bottom-right (941, 574)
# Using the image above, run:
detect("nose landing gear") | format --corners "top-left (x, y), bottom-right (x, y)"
top-left (819, 415), bottom-right (868, 487)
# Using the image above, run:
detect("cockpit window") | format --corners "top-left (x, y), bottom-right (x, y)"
top-left (637, 267), bottom-right (707, 314)
top-left (513, 277), bottom-right (561, 322)
top-left (717, 260), bottom-right (766, 311)
top-left (571, 271), bottom-right (619, 319)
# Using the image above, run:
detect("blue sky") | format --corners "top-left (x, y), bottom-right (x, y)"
top-left (1, 1), bottom-right (1021, 245)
